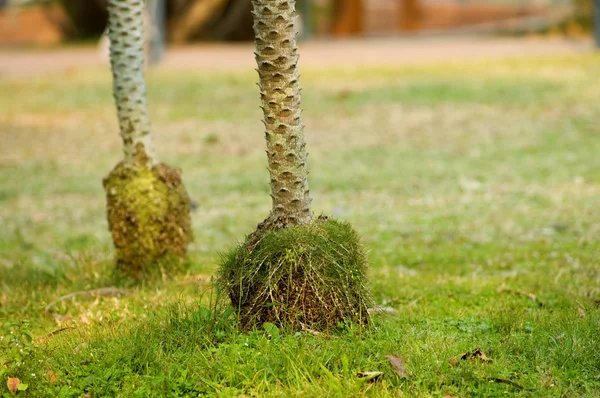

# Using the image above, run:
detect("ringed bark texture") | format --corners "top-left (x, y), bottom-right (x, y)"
top-left (253, 0), bottom-right (311, 226)
top-left (107, 0), bottom-right (156, 165)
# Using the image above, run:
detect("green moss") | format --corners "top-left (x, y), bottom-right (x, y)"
top-left (103, 161), bottom-right (193, 276)
top-left (218, 217), bottom-right (371, 331)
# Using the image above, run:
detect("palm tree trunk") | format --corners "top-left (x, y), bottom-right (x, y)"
top-left (107, 0), bottom-right (156, 165)
top-left (253, 0), bottom-right (311, 226)
top-left (220, 0), bottom-right (371, 331)
top-left (104, 0), bottom-right (192, 276)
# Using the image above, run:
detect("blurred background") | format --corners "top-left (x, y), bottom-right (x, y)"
top-left (0, 0), bottom-right (595, 47)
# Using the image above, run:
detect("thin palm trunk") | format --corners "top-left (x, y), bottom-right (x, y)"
top-left (219, 0), bottom-right (370, 330)
top-left (104, 0), bottom-right (192, 275)
top-left (253, 0), bottom-right (311, 226)
top-left (107, 0), bottom-right (156, 165)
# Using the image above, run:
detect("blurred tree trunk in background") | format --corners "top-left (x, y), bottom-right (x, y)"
top-left (56, 0), bottom-right (253, 41)
top-left (148, 0), bottom-right (166, 64)
top-left (169, 0), bottom-right (228, 42)
top-left (332, 0), bottom-right (363, 35)
top-left (166, 0), bottom-right (253, 41)
top-left (59, 0), bottom-right (107, 38)
top-left (45, 0), bottom-right (599, 42)
top-left (399, 0), bottom-right (422, 31)
top-left (210, 0), bottom-right (254, 40)
top-left (331, 0), bottom-right (423, 35)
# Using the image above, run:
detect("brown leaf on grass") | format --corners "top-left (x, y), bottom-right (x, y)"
top-left (385, 355), bottom-right (408, 378)
top-left (45, 370), bottom-right (57, 383)
top-left (357, 371), bottom-right (383, 382)
top-left (449, 348), bottom-right (492, 365)
top-left (7, 378), bottom-right (19, 395)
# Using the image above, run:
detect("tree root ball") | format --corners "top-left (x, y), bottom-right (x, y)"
top-left (218, 217), bottom-right (371, 331)
top-left (103, 161), bottom-right (193, 276)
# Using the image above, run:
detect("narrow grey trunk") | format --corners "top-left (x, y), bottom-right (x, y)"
top-left (252, 0), bottom-right (311, 225)
top-left (107, 0), bottom-right (156, 165)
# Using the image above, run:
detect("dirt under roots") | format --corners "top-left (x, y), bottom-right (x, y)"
top-left (218, 217), bottom-right (371, 331)
top-left (103, 161), bottom-right (193, 277)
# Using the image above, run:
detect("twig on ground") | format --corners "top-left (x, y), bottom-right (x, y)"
top-left (45, 287), bottom-right (131, 319)
top-left (497, 284), bottom-right (541, 306)
top-left (39, 326), bottom-right (76, 343)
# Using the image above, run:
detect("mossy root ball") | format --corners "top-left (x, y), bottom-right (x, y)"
top-left (218, 218), bottom-right (371, 331)
top-left (103, 161), bottom-right (193, 276)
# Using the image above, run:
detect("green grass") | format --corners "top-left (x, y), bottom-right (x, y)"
top-left (1, 53), bottom-right (600, 397)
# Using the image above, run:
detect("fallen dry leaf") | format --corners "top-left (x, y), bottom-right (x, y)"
top-left (385, 355), bottom-right (408, 378)
top-left (45, 370), bottom-right (57, 383)
top-left (7, 378), bottom-right (19, 395)
top-left (449, 348), bottom-right (492, 365)
top-left (357, 371), bottom-right (383, 382)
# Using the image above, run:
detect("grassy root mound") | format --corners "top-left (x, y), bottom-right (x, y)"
top-left (103, 161), bottom-right (193, 276)
top-left (218, 217), bottom-right (371, 331)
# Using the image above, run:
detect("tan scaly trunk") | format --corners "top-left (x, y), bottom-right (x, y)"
top-left (252, 0), bottom-right (311, 226)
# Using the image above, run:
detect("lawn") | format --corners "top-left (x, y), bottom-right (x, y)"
top-left (0, 53), bottom-right (599, 397)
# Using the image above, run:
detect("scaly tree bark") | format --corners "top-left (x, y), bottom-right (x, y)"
top-left (103, 0), bottom-right (192, 276)
top-left (108, 0), bottom-right (155, 164)
top-left (254, 0), bottom-right (311, 226)
top-left (218, 0), bottom-right (370, 331)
